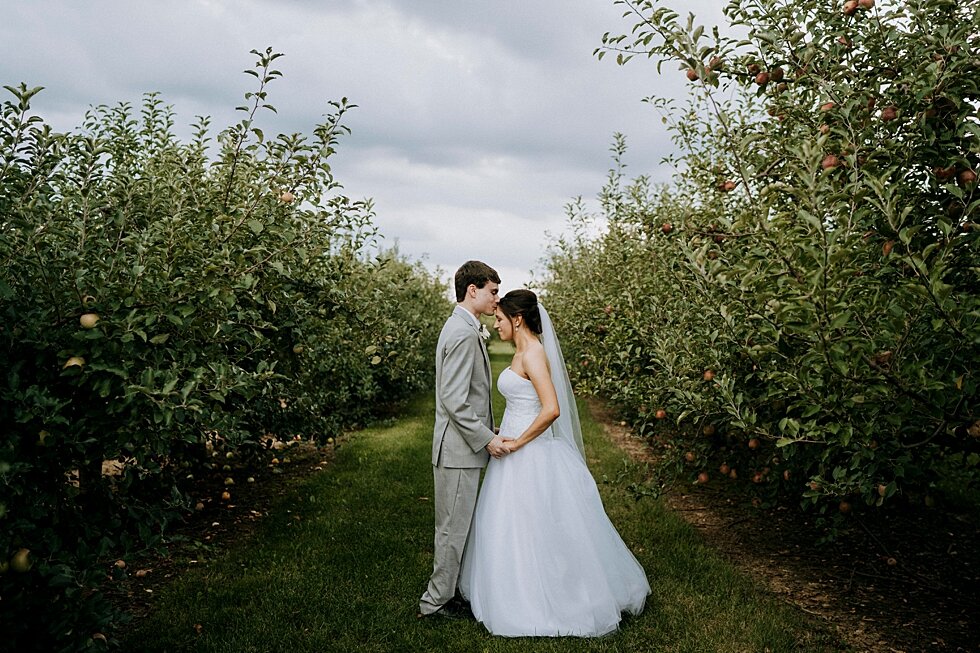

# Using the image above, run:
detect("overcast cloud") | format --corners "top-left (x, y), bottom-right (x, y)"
top-left (2, 0), bottom-right (727, 290)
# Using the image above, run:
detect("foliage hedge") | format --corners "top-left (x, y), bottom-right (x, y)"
top-left (543, 0), bottom-right (979, 523)
top-left (0, 49), bottom-right (450, 651)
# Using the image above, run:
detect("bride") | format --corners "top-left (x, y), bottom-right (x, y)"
top-left (458, 289), bottom-right (650, 637)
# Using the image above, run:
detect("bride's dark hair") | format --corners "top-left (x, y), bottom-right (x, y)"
top-left (498, 289), bottom-right (542, 335)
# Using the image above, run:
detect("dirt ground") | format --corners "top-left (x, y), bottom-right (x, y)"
top-left (592, 402), bottom-right (980, 653)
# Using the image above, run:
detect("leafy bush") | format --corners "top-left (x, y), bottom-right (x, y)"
top-left (0, 49), bottom-right (449, 651)
top-left (544, 0), bottom-right (980, 521)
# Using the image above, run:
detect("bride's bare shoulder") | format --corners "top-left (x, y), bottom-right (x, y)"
top-left (524, 341), bottom-right (550, 372)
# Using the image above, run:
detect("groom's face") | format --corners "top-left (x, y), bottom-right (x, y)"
top-left (472, 281), bottom-right (500, 316)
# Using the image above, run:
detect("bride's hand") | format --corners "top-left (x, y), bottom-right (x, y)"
top-left (502, 439), bottom-right (522, 453)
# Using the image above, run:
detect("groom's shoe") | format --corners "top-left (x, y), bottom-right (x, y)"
top-left (416, 598), bottom-right (471, 621)
top-left (449, 594), bottom-right (473, 616)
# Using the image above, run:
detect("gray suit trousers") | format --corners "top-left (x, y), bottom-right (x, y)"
top-left (418, 465), bottom-right (481, 615)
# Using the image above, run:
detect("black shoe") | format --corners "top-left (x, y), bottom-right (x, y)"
top-left (416, 599), bottom-right (470, 621)
top-left (447, 595), bottom-right (474, 618)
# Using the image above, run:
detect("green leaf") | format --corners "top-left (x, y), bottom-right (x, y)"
top-left (829, 311), bottom-right (852, 330)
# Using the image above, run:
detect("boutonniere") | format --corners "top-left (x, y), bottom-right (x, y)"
top-left (479, 324), bottom-right (491, 342)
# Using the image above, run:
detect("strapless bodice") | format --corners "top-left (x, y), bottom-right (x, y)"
top-left (497, 367), bottom-right (547, 438)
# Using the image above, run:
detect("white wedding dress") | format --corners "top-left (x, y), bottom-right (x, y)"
top-left (458, 367), bottom-right (650, 637)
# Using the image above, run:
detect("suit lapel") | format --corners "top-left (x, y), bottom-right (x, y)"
top-left (453, 306), bottom-right (492, 382)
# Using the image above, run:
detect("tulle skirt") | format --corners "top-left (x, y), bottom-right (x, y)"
top-left (458, 435), bottom-right (650, 637)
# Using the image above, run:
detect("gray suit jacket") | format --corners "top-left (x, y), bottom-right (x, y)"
top-left (431, 306), bottom-right (494, 468)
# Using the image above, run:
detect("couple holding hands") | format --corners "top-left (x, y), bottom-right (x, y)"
top-left (417, 261), bottom-right (649, 637)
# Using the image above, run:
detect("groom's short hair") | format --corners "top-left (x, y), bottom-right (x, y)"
top-left (454, 261), bottom-right (500, 302)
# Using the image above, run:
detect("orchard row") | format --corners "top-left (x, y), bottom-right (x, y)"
top-left (546, 0), bottom-right (979, 522)
top-left (0, 50), bottom-right (450, 650)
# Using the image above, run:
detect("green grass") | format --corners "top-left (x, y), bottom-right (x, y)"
top-left (124, 343), bottom-right (844, 652)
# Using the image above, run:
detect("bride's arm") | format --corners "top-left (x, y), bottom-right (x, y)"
top-left (503, 347), bottom-right (560, 452)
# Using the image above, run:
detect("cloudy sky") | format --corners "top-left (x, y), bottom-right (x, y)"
top-left (2, 0), bottom-right (727, 291)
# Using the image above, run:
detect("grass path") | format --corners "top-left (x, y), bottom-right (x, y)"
top-left (125, 346), bottom-right (843, 652)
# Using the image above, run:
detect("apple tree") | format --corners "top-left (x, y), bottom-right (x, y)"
top-left (0, 49), bottom-right (449, 651)
top-left (545, 0), bottom-right (979, 517)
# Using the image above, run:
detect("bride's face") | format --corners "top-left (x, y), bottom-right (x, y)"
top-left (493, 308), bottom-right (515, 342)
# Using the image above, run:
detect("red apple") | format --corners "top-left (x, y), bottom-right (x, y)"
top-left (843, 0), bottom-right (859, 15)
top-left (661, 223), bottom-right (672, 235)
top-left (697, 471), bottom-right (710, 484)
top-left (703, 369), bottom-right (716, 381)
top-left (686, 68), bottom-right (699, 82)
top-left (655, 409), bottom-right (667, 420)
top-left (748, 438), bottom-right (760, 450)
top-left (821, 154), bottom-right (841, 170)
top-left (934, 165), bottom-right (956, 180)
top-left (880, 106), bottom-right (898, 121)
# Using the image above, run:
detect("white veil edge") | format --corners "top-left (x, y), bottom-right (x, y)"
top-left (538, 304), bottom-right (586, 462)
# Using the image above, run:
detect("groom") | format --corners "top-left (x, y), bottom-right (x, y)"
top-left (418, 260), bottom-right (509, 619)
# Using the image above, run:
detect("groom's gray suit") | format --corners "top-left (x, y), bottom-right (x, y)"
top-left (419, 305), bottom-right (495, 615)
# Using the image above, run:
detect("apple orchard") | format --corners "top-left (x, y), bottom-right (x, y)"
top-left (0, 50), bottom-right (449, 651)
top-left (544, 0), bottom-right (979, 521)
top-left (2, 1), bottom-right (980, 650)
